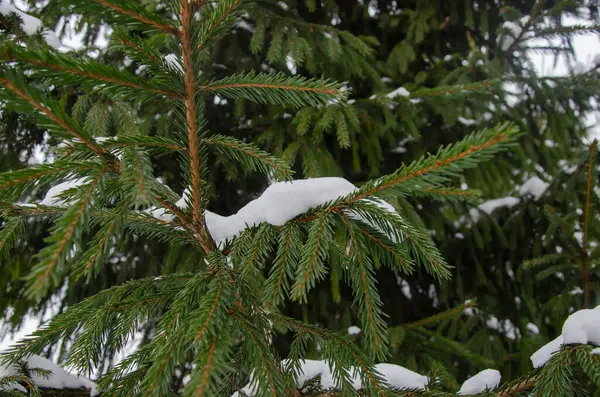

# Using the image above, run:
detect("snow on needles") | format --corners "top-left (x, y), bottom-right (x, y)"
top-left (386, 87), bottom-right (411, 99)
top-left (0, 2), bottom-right (62, 49)
top-left (39, 178), bottom-right (89, 206)
top-left (519, 176), bottom-right (549, 199)
top-left (231, 360), bottom-right (428, 396)
top-left (531, 305), bottom-right (600, 368)
top-left (200, 177), bottom-right (398, 245)
top-left (0, 354), bottom-right (98, 395)
top-left (457, 369), bottom-right (501, 395)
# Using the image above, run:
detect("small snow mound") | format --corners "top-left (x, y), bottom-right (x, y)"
top-left (0, 354), bottom-right (95, 393)
top-left (562, 304), bottom-right (600, 345)
top-left (457, 369), bottom-right (501, 395)
top-left (457, 117), bottom-right (477, 126)
top-left (469, 197), bottom-right (520, 222)
top-left (591, 347), bottom-right (600, 355)
top-left (526, 323), bottom-right (540, 335)
top-left (347, 326), bottom-right (361, 335)
top-left (519, 176), bottom-right (548, 199)
top-left (165, 53), bottom-right (183, 73)
top-left (531, 335), bottom-right (563, 368)
top-left (375, 363), bottom-right (428, 390)
top-left (40, 178), bottom-right (89, 206)
top-left (386, 87), bottom-right (410, 99)
top-left (0, 2), bottom-right (62, 48)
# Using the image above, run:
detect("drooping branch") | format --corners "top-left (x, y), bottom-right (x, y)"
top-left (0, 77), bottom-right (106, 159)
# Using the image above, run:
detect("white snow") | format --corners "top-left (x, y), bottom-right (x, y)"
top-left (594, 53), bottom-right (600, 66)
top-left (498, 16), bottom-right (532, 51)
top-left (569, 286), bottom-right (584, 295)
top-left (531, 304), bottom-right (600, 368)
top-left (531, 335), bottom-right (563, 368)
top-left (374, 363), bottom-right (428, 390)
top-left (39, 178), bottom-right (88, 206)
top-left (398, 278), bottom-right (412, 299)
top-left (386, 87), bottom-right (410, 99)
top-left (164, 53), bottom-right (183, 73)
top-left (457, 117), bottom-right (477, 126)
top-left (233, 360), bottom-right (427, 396)
top-left (203, 177), bottom-right (398, 245)
top-left (573, 61), bottom-right (586, 74)
top-left (486, 316), bottom-right (518, 340)
top-left (519, 176), bottom-right (549, 199)
top-left (347, 326), bottom-right (361, 335)
top-left (469, 196), bottom-right (520, 222)
top-left (562, 304), bottom-right (600, 345)
top-left (0, 354), bottom-right (96, 394)
top-left (591, 347), bottom-right (600, 355)
top-left (0, 1), bottom-right (62, 48)
top-left (526, 323), bottom-right (540, 335)
top-left (457, 369), bottom-right (501, 395)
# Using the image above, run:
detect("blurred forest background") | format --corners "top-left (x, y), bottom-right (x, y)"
top-left (1, 0), bottom-right (600, 390)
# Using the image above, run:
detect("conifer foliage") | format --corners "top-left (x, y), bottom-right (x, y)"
top-left (0, 0), bottom-right (600, 396)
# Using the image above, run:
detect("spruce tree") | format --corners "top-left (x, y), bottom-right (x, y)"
top-left (1, 0), bottom-right (600, 396)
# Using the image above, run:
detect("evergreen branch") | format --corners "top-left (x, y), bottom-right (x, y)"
top-left (194, 336), bottom-right (218, 397)
top-left (74, 199), bottom-right (131, 279)
top-left (349, 124), bottom-right (517, 202)
top-left (91, 0), bottom-right (177, 34)
top-left (404, 300), bottom-right (476, 329)
top-left (522, 253), bottom-right (565, 269)
top-left (291, 213), bottom-right (333, 302)
top-left (117, 34), bottom-right (163, 66)
top-left (582, 140), bottom-right (596, 307)
top-left (240, 223), bottom-right (276, 276)
top-left (269, 314), bottom-right (386, 397)
top-left (0, 217), bottom-right (24, 260)
top-left (197, 0), bottom-right (241, 52)
top-left (0, 76), bottom-right (106, 159)
top-left (180, 0), bottom-right (210, 251)
top-left (413, 187), bottom-right (482, 202)
top-left (496, 377), bottom-right (536, 396)
top-left (410, 80), bottom-right (499, 99)
top-left (7, 48), bottom-right (181, 99)
top-left (0, 161), bottom-right (101, 201)
top-left (353, 222), bottom-right (415, 271)
top-left (339, 213), bottom-right (388, 360)
top-left (265, 223), bottom-right (301, 306)
top-left (201, 71), bottom-right (347, 108)
top-left (203, 135), bottom-right (293, 180)
top-left (27, 168), bottom-right (106, 296)
top-left (108, 135), bottom-right (187, 153)
top-left (534, 25), bottom-right (600, 39)
top-left (232, 313), bottom-right (281, 396)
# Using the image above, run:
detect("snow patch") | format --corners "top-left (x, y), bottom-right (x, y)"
top-left (164, 53), bottom-right (183, 73)
top-left (347, 326), bottom-right (361, 335)
top-left (531, 335), bottom-right (563, 368)
top-left (39, 178), bottom-right (89, 206)
top-left (526, 323), bottom-right (540, 334)
top-left (457, 117), bottom-right (477, 126)
top-left (469, 197), bottom-right (520, 222)
top-left (531, 304), bottom-right (600, 368)
top-left (0, 2), bottom-right (62, 48)
top-left (0, 354), bottom-right (97, 394)
top-left (233, 360), bottom-right (427, 396)
top-left (519, 176), bottom-right (548, 199)
top-left (562, 304), bottom-right (600, 345)
top-left (386, 87), bottom-right (410, 99)
top-left (457, 369), bottom-right (501, 395)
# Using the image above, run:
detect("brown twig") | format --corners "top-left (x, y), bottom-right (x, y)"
top-left (180, 0), bottom-right (212, 252)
